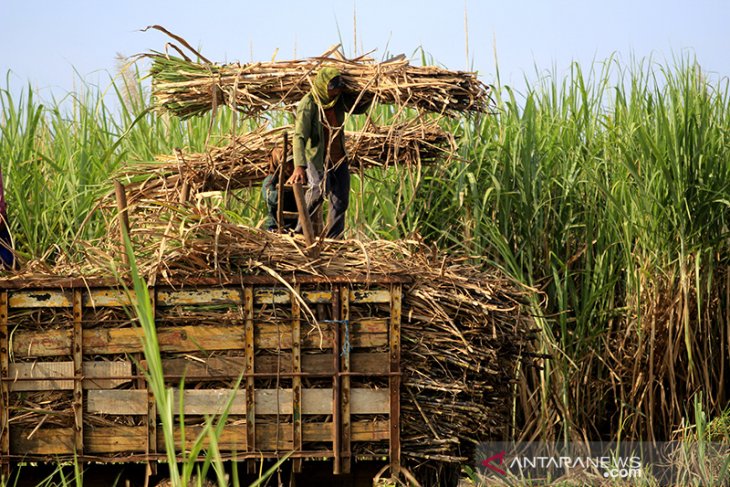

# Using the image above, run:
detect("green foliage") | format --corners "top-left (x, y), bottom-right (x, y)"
top-left (1, 53), bottom-right (729, 448)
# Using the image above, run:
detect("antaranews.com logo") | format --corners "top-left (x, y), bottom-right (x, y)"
top-left (475, 441), bottom-right (730, 485)
top-left (480, 447), bottom-right (642, 480)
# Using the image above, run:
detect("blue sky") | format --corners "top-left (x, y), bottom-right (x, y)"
top-left (1, 0), bottom-right (728, 101)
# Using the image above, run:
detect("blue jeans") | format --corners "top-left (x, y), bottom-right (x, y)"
top-left (304, 160), bottom-right (350, 239)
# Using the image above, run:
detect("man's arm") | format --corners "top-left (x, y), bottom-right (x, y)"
top-left (289, 95), bottom-right (312, 184)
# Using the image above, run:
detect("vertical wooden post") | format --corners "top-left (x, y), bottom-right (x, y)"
top-left (0, 291), bottom-right (9, 480)
top-left (72, 290), bottom-right (84, 469)
top-left (332, 287), bottom-right (342, 475)
top-left (291, 285), bottom-right (302, 474)
top-left (146, 288), bottom-right (158, 477)
top-left (339, 286), bottom-right (352, 474)
top-left (389, 284), bottom-right (402, 477)
top-left (243, 286), bottom-right (256, 472)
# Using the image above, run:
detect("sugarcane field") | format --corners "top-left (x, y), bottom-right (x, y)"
top-left (1, 6), bottom-right (730, 487)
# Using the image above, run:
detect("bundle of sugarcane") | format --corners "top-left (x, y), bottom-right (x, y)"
top-left (115, 119), bottom-right (454, 204)
top-left (74, 205), bottom-right (534, 464)
top-left (148, 47), bottom-right (491, 118)
top-left (5, 202), bottom-right (534, 465)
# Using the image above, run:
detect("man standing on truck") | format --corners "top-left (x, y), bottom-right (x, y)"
top-left (262, 146), bottom-right (298, 231)
top-left (286, 67), bottom-right (371, 239)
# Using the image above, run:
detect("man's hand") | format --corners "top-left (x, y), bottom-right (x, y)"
top-left (287, 166), bottom-right (307, 185)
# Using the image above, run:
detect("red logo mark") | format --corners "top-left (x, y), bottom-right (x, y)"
top-left (482, 451), bottom-right (507, 475)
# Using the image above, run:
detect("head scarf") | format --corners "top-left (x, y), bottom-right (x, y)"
top-left (311, 67), bottom-right (342, 109)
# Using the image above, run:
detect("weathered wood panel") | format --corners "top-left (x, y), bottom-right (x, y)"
top-left (157, 288), bottom-right (241, 307)
top-left (4, 279), bottom-right (398, 467)
top-left (9, 290), bottom-right (73, 308)
top-left (10, 420), bottom-right (390, 455)
top-left (5, 287), bottom-right (391, 309)
top-left (87, 388), bottom-right (389, 416)
top-left (144, 352), bottom-right (389, 378)
top-left (8, 361), bottom-right (131, 391)
top-left (12, 320), bottom-right (388, 358)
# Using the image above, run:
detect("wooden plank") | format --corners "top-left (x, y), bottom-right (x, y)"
top-left (6, 287), bottom-right (387, 309)
top-left (10, 427), bottom-right (74, 455)
top-left (84, 361), bottom-right (133, 389)
top-left (7, 361), bottom-right (131, 391)
top-left (255, 289), bottom-right (337, 305)
top-left (312, 389), bottom-right (389, 415)
top-left (88, 390), bottom-right (147, 415)
top-left (0, 291), bottom-right (9, 465)
top-left (83, 289), bottom-right (134, 308)
top-left (340, 286), bottom-right (352, 473)
top-left (243, 286), bottom-right (255, 462)
top-left (9, 420), bottom-right (390, 457)
top-left (389, 284), bottom-right (402, 476)
top-left (255, 288), bottom-right (290, 305)
top-left (87, 388), bottom-right (389, 416)
top-left (255, 320), bottom-right (387, 350)
top-left (86, 425), bottom-right (144, 454)
top-left (8, 290), bottom-right (73, 308)
top-left (180, 389), bottom-right (246, 415)
top-left (155, 352), bottom-right (389, 378)
top-left (11, 329), bottom-right (72, 357)
top-left (157, 288), bottom-right (241, 307)
top-left (72, 290), bottom-right (83, 455)
top-left (146, 288), bottom-right (158, 476)
top-left (302, 290), bottom-right (332, 304)
top-left (349, 289), bottom-right (391, 304)
top-left (333, 287), bottom-right (342, 474)
top-left (12, 320), bottom-right (389, 358)
top-left (291, 285), bottom-right (302, 473)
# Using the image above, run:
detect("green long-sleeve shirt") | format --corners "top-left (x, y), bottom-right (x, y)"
top-left (292, 92), bottom-right (371, 171)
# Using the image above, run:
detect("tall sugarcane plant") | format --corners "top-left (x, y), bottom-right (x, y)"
top-left (2, 53), bottom-right (729, 447)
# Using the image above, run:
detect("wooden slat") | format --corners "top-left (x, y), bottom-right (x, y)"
top-left (5, 287), bottom-right (390, 308)
top-left (83, 289), bottom-right (134, 307)
top-left (86, 425), bottom-right (144, 453)
top-left (10, 427), bottom-right (74, 455)
top-left (12, 320), bottom-right (388, 358)
top-left (243, 286), bottom-right (255, 460)
top-left (333, 287), bottom-right (342, 474)
top-left (302, 290), bottom-right (332, 304)
top-left (349, 289), bottom-right (391, 304)
top-left (9, 290), bottom-right (73, 308)
top-left (0, 291), bottom-right (9, 464)
top-left (291, 285), bottom-right (302, 473)
top-left (84, 361), bottom-right (133, 389)
top-left (255, 288), bottom-right (289, 305)
top-left (146, 288), bottom-right (158, 476)
top-left (88, 390), bottom-right (147, 415)
top-left (7, 361), bottom-right (132, 391)
top-left (157, 288), bottom-right (241, 306)
top-left (152, 352), bottom-right (389, 378)
top-left (86, 388), bottom-right (389, 416)
top-left (389, 284), bottom-right (402, 476)
top-left (9, 420), bottom-right (390, 456)
top-left (340, 286), bottom-right (352, 473)
top-left (72, 290), bottom-right (83, 455)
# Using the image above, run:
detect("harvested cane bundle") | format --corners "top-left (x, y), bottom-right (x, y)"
top-left (149, 49), bottom-right (491, 118)
top-left (116, 119), bottom-right (454, 203)
top-left (3, 204), bottom-right (534, 471)
top-left (75, 205), bottom-right (535, 465)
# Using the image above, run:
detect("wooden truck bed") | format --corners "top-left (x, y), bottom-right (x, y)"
top-left (0, 275), bottom-right (406, 477)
